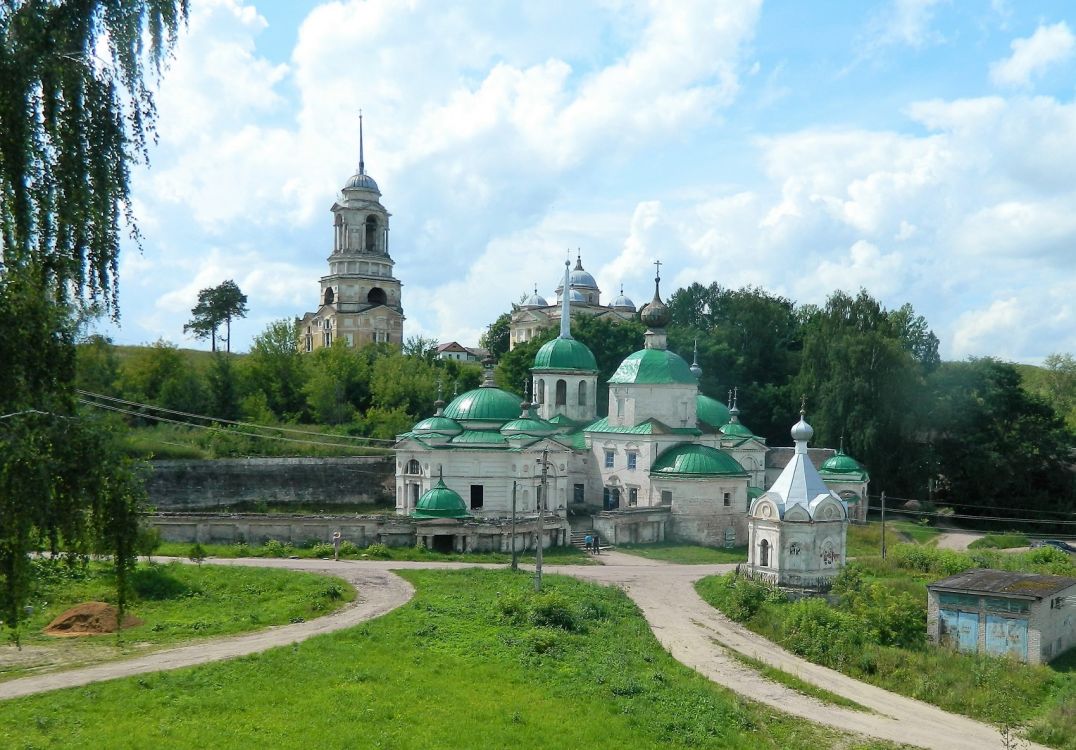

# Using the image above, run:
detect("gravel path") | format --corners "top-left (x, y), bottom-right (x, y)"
top-left (934, 531), bottom-right (984, 550)
top-left (0, 553), bottom-right (1049, 749)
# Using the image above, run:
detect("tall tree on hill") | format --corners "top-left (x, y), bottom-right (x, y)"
top-left (795, 290), bottom-right (936, 495)
top-left (184, 280), bottom-right (249, 353)
top-left (0, 0), bottom-right (188, 638)
top-left (480, 312), bottom-right (512, 360)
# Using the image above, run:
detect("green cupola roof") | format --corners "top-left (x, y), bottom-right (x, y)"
top-left (819, 450), bottom-right (869, 481)
top-left (533, 337), bottom-right (598, 371)
top-left (412, 415), bottom-right (463, 435)
top-left (412, 477), bottom-right (471, 519)
top-left (696, 394), bottom-right (731, 429)
top-left (651, 443), bottom-right (748, 477)
top-left (442, 387), bottom-right (522, 423)
top-left (609, 348), bottom-right (696, 385)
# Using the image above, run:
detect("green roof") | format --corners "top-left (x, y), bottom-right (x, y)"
top-left (533, 337), bottom-right (597, 371)
top-left (412, 415), bottom-right (463, 434)
top-left (608, 348), bottom-right (696, 385)
top-left (651, 443), bottom-right (748, 477)
top-left (450, 430), bottom-right (508, 446)
top-left (584, 417), bottom-right (701, 436)
top-left (720, 420), bottom-right (755, 439)
top-left (501, 416), bottom-right (556, 435)
top-left (696, 394), bottom-right (731, 428)
top-left (443, 386), bottom-right (522, 423)
top-left (748, 486), bottom-right (765, 500)
top-left (412, 478), bottom-right (471, 519)
top-left (819, 451), bottom-right (869, 482)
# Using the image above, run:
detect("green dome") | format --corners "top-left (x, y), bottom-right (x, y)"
top-left (696, 394), bottom-right (731, 428)
top-left (820, 450), bottom-right (863, 473)
top-left (720, 420), bottom-right (755, 438)
top-left (412, 478), bottom-right (471, 519)
top-left (608, 349), bottom-right (696, 385)
top-left (533, 337), bottom-right (597, 371)
top-left (652, 443), bottom-right (748, 477)
top-left (412, 415), bottom-right (463, 435)
top-left (501, 416), bottom-right (556, 435)
top-left (443, 386), bottom-right (522, 423)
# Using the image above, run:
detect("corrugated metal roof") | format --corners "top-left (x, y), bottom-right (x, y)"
top-left (584, 417), bottom-right (701, 436)
top-left (929, 569), bottom-right (1076, 599)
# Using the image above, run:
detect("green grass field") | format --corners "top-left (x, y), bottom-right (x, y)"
top-left (1, 560), bottom-right (354, 682)
top-left (155, 539), bottom-right (593, 566)
top-left (616, 543), bottom-right (747, 564)
top-left (696, 544), bottom-right (1076, 749)
top-left (0, 569), bottom-right (899, 750)
top-left (968, 533), bottom-right (1030, 549)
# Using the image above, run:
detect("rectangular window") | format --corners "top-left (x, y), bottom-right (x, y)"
top-left (984, 597), bottom-right (1030, 614)
top-left (723, 491), bottom-right (731, 507)
top-left (938, 592), bottom-right (980, 609)
top-left (573, 484), bottom-right (585, 503)
top-left (627, 452), bottom-right (637, 470)
top-left (604, 450), bottom-right (615, 469)
top-left (470, 485), bottom-right (484, 510)
top-left (661, 490), bottom-right (672, 506)
top-left (628, 488), bottom-right (638, 506)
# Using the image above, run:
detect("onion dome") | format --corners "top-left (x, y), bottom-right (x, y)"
top-left (639, 261), bottom-right (670, 329)
top-left (652, 443), bottom-right (748, 477)
top-left (523, 285), bottom-right (548, 308)
top-left (612, 286), bottom-right (636, 312)
top-left (412, 477), bottom-right (470, 519)
top-left (533, 337), bottom-right (598, 371)
top-left (609, 348), bottom-right (696, 384)
top-left (696, 394), bottom-right (731, 429)
top-left (412, 415), bottom-right (463, 436)
top-left (720, 389), bottom-right (755, 438)
top-left (442, 387), bottom-right (523, 423)
top-left (791, 411), bottom-right (814, 443)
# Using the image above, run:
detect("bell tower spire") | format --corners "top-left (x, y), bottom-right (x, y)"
top-left (358, 109), bottom-right (365, 176)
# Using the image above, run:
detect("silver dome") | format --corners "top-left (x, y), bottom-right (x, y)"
top-left (344, 171), bottom-right (380, 194)
top-left (612, 288), bottom-right (636, 311)
top-left (523, 288), bottom-right (548, 307)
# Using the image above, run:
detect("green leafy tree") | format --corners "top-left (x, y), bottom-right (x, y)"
top-left (402, 335), bottom-right (438, 362)
top-left (183, 280), bottom-right (248, 353)
top-left (795, 290), bottom-right (929, 494)
top-left (371, 351), bottom-right (438, 417)
top-left (923, 358), bottom-right (1075, 519)
top-left (206, 353), bottom-right (241, 421)
top-left (75, 334), bottom-right (121, 396)
top-left (303, 342), bottom-right (368, 425)
top-left (1022, 353), bottom-right (1076, 432)
top-left (119, 339), bottom-right (184, 406)
top-left (242, 319), bottom-right (307, 420)
top-left (480, 312), bottom-right (512, 360)
top-left (0, 0), bottom-right (188, 636)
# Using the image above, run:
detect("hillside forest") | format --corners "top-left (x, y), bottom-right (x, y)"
top-left (78, 286), bottom-right (1076, 528)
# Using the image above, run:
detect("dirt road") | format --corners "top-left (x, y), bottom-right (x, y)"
top-left (0, 553), bottom-right (1048, 750)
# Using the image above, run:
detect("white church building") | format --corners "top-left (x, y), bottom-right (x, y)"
top-left (395, 259), bottom-right (868, 553)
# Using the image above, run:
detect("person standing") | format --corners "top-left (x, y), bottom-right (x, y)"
top-left (332, 530), bottom-right (342, 561)
top-left (584, 532), bottom-right (593, 552)
top-left (592, 532), bottom-right (600, 555)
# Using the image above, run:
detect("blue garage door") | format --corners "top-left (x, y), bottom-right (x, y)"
top-left (985, 615), bottom-right (1028, 661)
top-left (940, 609), bottom-right (980, 653)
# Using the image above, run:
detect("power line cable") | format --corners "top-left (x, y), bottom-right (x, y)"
top-left (77, 389), bottom-right (397, 445)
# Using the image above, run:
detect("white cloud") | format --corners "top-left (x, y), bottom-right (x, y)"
top-left (863, 0), bottom-right (947, 52)
top-left (990, 21), bottom-right (1075, 88)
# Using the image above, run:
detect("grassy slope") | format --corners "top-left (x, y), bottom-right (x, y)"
top-left (696, 547), bottom-right (1076, 749)
top-left (2, 561), bottom-right (354, 681)
top-left (0, 569), bottom-right (898, 750)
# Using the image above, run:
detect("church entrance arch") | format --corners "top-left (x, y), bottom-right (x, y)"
top-left (367, 287), bottom-right (387, 306)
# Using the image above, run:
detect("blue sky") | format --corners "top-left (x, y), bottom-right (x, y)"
top-left (97, 0), bottom-right (1076, 363)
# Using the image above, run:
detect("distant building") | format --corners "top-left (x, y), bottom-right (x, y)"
top-left (928, 569), bottom-right (1076, 664)
top-left (299, 117), bottom-right (404, 351)
top-left (436, 342), bottom-right (488, 362)
top-left (509, 253), bottom-right (638, 350)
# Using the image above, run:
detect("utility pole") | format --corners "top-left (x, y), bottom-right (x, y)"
top-left (511, 480), bottom-right (518, 571)
top-left (535, 449), bottom-right (549, 592)
top-left (880, 491), bottom-right (887, 560)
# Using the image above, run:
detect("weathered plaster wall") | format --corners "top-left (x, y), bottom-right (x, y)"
top-left (145, 457), bottom-right (395, 511)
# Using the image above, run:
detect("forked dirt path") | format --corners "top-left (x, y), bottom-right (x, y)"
top-left (0, 553), bottom-right (1048, 750)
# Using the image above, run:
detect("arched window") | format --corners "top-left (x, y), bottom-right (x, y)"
top-left (324, 287), bottom-right (334, 305)
top-left (406, 459), bottom-right (421, 475)
top-left (365, 216), bottom-right (379, 252)
top-left (577, 381), bottom-right (587, 406)
top-left (367, 287), bottom-right (387, 306)
top-left (555, 379), bottom-right (567, 406)
top-left (759, 539), bottom-right (770, 567)
top-left (535, 379), bottom-right (545, 404)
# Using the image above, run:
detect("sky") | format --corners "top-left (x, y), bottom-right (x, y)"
top-left (96, 0), bottom-right (1076, 363)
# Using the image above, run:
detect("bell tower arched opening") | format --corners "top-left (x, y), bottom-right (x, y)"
top-left (367, 287), bottom-right (387, 306)
top-left (365, 216), bottom-right (379, 252)
top-left (324, 287), bottom-right (334, 305)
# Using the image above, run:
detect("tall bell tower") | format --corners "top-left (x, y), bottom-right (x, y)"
top-left (301, 115), bottom-right (405, 350)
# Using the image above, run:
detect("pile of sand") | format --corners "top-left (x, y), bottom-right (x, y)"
top-left (44, 602), bottom-right (143, 637)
